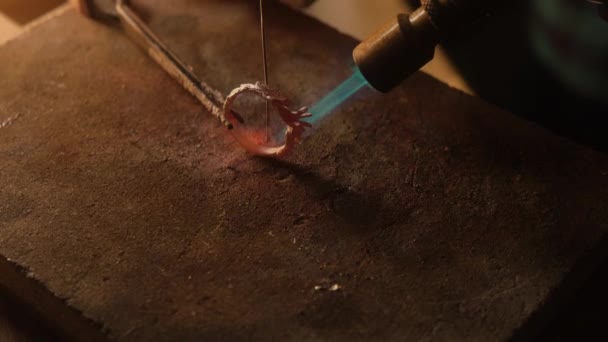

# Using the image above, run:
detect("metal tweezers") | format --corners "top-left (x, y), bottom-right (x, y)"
top-left (72, 0), bottom-right (235, 129)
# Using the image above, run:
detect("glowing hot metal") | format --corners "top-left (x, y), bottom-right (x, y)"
top-left (224, 83), bottom-right (312, 157)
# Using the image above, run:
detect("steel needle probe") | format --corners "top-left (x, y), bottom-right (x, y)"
top-left (259, 0), bottom-right (270, 142)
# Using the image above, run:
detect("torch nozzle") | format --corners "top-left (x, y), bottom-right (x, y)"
top-left (353, 7), bottom-right (440, 93)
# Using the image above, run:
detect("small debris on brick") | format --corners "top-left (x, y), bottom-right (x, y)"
top-left (314, 283), bottom-right (342, 292)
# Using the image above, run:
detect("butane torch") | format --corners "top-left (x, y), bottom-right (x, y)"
top-left (308, 0), bottom-right (607, 120)
top-left (352, 0), bottom-right (607, 92)
top-left (308, 0), bottom-right (499, 120)
top-left (353, 0), bottom-right (496, 93)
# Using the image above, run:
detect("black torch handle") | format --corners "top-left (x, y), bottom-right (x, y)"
top-left (419, 0), bottom-right (504, 35)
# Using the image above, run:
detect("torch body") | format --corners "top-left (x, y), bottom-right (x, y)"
top-left (353, 0), bottom-right (505, 92)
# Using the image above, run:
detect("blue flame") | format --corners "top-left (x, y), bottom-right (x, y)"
top-left (306, 67), bottom-right (369, 125)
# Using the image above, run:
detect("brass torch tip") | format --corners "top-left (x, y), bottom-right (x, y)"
top-left (353, 8), bottom-right (439, 93)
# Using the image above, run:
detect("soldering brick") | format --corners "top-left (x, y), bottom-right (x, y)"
top-left (1, 1), bottom-right (608, 341)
